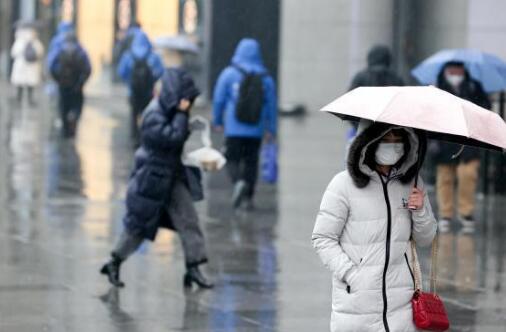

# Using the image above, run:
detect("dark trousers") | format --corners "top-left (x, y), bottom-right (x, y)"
top-left (129, 92), bottom-right (152, 138)
top-left (225, 137), bottom-right (262, 198)
top-left (59, 86), bottom-right (84, 138)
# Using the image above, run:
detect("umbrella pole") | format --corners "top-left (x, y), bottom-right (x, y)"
top-left (492, 92), bottom-right (505, 195)
top-left (500, 92), bottom-right (505, 119)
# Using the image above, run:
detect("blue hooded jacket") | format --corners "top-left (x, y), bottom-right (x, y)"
top-left (117, 31), bottom-right (164, 94)
top-left (47, 22), bottom-right (74, 71)
top-left (212, 38), bottom-right (277, 138)
top-left (49, 33), bottom-right (91, 87)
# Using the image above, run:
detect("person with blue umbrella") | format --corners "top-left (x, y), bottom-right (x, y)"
top-left (412, 48), bottom-right (506, 94)
top-left (422, 60), bottom-right (491, 234)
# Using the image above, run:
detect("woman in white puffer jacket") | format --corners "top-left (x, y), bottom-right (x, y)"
top-left (10, 27), bottom-right (44, 104)
top-left (312, 121), bottom-right (437, 332)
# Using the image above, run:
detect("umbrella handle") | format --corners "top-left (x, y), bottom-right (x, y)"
top-left (451, 145), bottom-right (465, 159)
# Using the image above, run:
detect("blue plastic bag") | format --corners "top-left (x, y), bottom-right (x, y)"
top-left (261, 142), bottom-right (278, 184)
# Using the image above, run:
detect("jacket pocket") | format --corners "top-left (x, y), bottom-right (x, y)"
top-left (345, 259), bottom-right (364, 294)
top-left (404, 253), bottom-right (415, 289)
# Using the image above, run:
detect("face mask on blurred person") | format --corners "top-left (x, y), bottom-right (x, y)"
top-left (445, 74), bottom-right (464, 87)
top-left (375, 143), bottom-right (404, 166)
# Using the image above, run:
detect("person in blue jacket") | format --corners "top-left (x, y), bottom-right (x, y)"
top-left (47, 22), bottom-right (74, 72)
top-left (113, 22), bottom-right (142, 66)
top-left (212, 38), bottom-right (277, 209)
top-left (118, 31), bottom-right (164, 139)
top-left (100, 68), bottom-right (213, 290)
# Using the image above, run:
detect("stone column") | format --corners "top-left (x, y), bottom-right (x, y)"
top-left (278, 0), bottom-right (394, 111)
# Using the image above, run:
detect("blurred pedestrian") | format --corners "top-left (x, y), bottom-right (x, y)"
top-left (49, 32), bottom-right (91, 138)
top-left (118, 30), bottom-right (164, 140)
top-left (212, 38), bottom-right (277, 210)
top-left (10, 27), bottom-right (44, 105)
top-left (47, 22), bottom-right (74, 72)
top-left (349, 45), bottom-right (405, 91)
top-left (113, 21), bottom-right (141, 67)
top-left (312, 121), bottom-right (436, 332)
top-left (345, 45), bottom-right (405, 156)
top-left (100, 68), bottom-right (213, 290)
top-left (432, 61), bottom-right (491, 233)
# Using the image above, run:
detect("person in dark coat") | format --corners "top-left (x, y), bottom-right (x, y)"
top-left (432, 61), bottom-right (491, 233)
top-left (49, 32), bottom-right (91, 138)
top-left (349, 45), bottom-right (404, 90)
top-left (100, 68), bottom-right (213, 289)
top-left (345, 45), bottom-right (404, 147)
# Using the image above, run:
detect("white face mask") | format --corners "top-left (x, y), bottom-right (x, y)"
top-left (375, 143), bottom-right (404, 166)
top-left (445, 74), bottom-right (464, 87)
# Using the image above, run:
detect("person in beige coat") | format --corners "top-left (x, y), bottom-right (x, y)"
top-left (312, 121), bottom-right (437, 331)
top-left (10, 27), bottom-right (44, 105)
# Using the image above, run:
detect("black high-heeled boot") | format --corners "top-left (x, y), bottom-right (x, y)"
top-left (100, 254), bottom-right (125, 288)
top-left (184, 266), bottom-right (214, 290)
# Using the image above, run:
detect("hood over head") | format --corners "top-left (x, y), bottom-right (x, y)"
top-left (57, 22), bottom-right (74, 35)
top-left (131, 31), bottom-right (153, 59)
top-left (15, 27), bottom-right (36, 41)
top-left (159, 68), bottom-right (200, 115)
top-left (367, 45), bottom-right (392, 68)
top-left (126, 25), bottom-right (141, 40)
top-left (347, 120), bottom-right (427, 188)
top-left (437, 61), bottom-right (471, 88)
top-left (231, 38), bottom-right (265, 72)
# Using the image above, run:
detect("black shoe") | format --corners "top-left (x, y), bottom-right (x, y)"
top-left (184, 266), bottom-right (214, 290)
top-left (232, 180), bottom-right (247, 208)
top-left (100, 255), bottom-right (125, 288)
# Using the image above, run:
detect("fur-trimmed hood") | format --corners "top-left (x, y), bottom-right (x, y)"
top-left (347, 121), bottom-right (427, 188)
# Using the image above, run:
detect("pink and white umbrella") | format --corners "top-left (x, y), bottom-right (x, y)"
top-left (321, 86), bottom-right (506, 151)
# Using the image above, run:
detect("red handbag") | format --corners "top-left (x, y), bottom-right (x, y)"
top-left (410, 236), bottom-right (450, 331)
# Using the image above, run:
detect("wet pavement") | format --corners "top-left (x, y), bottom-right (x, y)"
top-left (0, 82), bottom-right (505, 332)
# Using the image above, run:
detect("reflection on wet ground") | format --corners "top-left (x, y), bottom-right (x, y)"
top-left (0, 86), bottom-right (505, 331)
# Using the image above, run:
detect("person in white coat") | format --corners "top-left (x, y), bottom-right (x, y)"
top-left (312, 121), bottom-right (437, 332)
top-left (10, 27), bottom-right (44, 105)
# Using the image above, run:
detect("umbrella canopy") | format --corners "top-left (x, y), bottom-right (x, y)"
top-left (412, 49), bottom-right (506, 93)
top-left (153, 35), bottom-right (199, 54)
top-left (321, 86), bottom-right (506, 152)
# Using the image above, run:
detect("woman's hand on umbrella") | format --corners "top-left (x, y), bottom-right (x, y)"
top-left (408, 188), bottom-right (424, 210)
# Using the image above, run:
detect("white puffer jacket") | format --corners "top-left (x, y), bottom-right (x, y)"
top-left (10, 28), bottom-right (44, 87)
top-left (312, 123), bottom-right (437, 332)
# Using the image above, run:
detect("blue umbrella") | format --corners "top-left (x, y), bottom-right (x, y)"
top-left (411, 49), bottom-right (506, 93)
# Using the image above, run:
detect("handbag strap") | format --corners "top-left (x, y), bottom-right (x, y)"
top-left (410, 231), bottom-right (439, 293)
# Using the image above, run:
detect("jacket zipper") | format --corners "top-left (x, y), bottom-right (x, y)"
top-left (379, 175), bottom-right (391, 332)
top-left (404, 253), bottom-right (415, 288)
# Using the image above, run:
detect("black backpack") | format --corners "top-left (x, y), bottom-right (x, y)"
top-left (24, 42), bottom-right (38, 63)
top-left (131, 55), bottom-right (154, 94)
top-left (57, 44), bottom-right (82, 87)
top-left (234, 66), bottom-right (266, 124)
